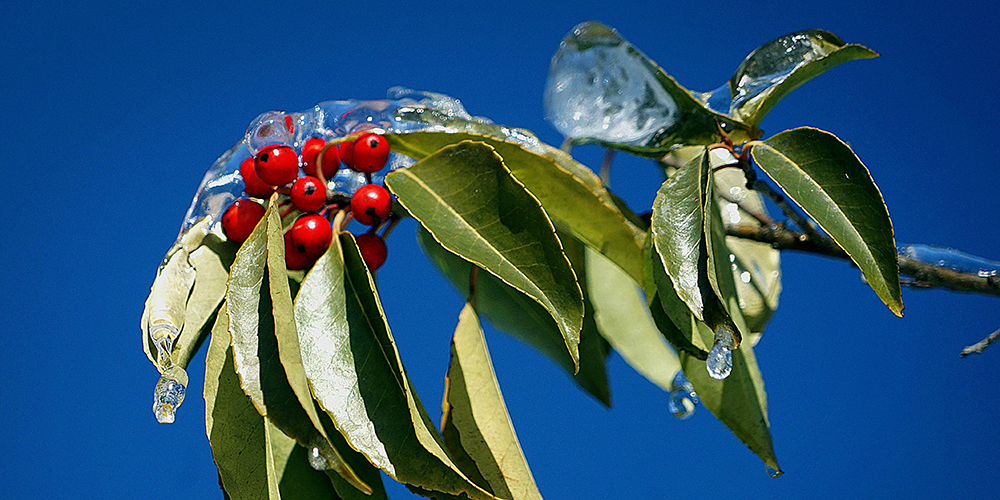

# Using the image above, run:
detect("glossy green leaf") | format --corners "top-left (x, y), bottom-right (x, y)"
top-left (645, 239), bottom-right (712, 359)
top-left (728, 30), bottom-right (878, 126)
top-left (751, 127), bottom-right (902, 316)
top-left (266, 421), bottom-right (341, 499)
top-left (294, 231), bottom-right (498, 500)
top-left (712, 167), bottom-right (781, 338)
top-left (204, 303), bottom-right (280, 500)
top-left (441, 303), bottom-right (544, 500)
top-left (543, 21), bottom-right (758, 154)
top-left (703, 168), bottom-right (746, 346)
top-left (651, 149), bottom-right (709, 321)
top-left (680, 343), bottom-right (780, 473)
top-left (386, 140), bottom-right (584, 369)
top-left (387, 130), bottom-right (646, 284)
top-left (584, 246), bottom-right (681, 391)
top-left (418, 226), bottom-right (611, 405)
top-left (225, 199), bottom-right (370, 493)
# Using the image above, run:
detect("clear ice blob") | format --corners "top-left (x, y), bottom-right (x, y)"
top-left (308, 447), bottom-right (328, 471)
top-left (245, 111), bottom-right (297, 155)
top-left (153, 365), bottom-right (188, 424)
top-left (543, 21), bottom-right (678, 147)
top-left (667, 371), bottom-right (699, 419)
top-left (707, 326), bottom-right (735, 380)
top-left (898, 243), bottom-right (1000, 278)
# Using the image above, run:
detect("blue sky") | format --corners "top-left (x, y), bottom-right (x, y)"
top-left (2, 0), bottom-right (999, 498)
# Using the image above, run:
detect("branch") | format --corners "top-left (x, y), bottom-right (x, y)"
top-left (725, 223), bottom-right (1000, 298)
top-left (960, 327), bottom-right (1000, 357)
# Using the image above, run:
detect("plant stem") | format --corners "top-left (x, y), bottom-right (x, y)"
top-left (960, 327), bottom-right (1000, 357)
top-left (724, 223), bottom-right (1000, 298)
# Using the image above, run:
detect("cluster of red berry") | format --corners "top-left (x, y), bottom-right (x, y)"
top-left (221, 131), bottom-right (394, 271)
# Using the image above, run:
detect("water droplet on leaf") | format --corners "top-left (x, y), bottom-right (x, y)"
top-left (707, 326), bottom-right (735, 380)
top-left (667, 372), bottom-right (698, 419)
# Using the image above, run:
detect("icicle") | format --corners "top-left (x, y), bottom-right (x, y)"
top-left (707, 326), bottom-right (735, 380)
top-left (667, 371), bottom-right (699, 419)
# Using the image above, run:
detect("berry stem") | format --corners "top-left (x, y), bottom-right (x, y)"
top-left (380, 215), bottom-right (401, 240)
top-left (315, 142), bottom-right (337, 187)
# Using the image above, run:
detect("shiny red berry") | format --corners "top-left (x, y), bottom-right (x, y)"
top-left (239, 157), bottom-right (276, 199)
top-left (284, 231), bottom-right (314, 270)
top-left (291, 176), bottom-right (327, 213)
top-left (338, 141), bottom-right (355, 169)
top-left (302, 138), bottom-right (340, 179)
top-left (221, 199), bottom-right (265, 243)
top-left (350, 184), bottom-right (392, 226)
top-left (289, 214), bottom-right (332, 258)
top-left (254, 145), bottom-right (299, 186)
top-left (356, 233), bottom-right (388, 270)
top-left (351, 133), bottom-right (390, 173)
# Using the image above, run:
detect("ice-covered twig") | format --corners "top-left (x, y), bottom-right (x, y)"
top-left (960, 327), bottom-right (1000, 357)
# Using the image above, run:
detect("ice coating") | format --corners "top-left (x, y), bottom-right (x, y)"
top-left (667, 371), bottom-right (699, 420)
top-left (176, 87), bottom-right (476, 238)
top-left (544, 21), bottom-right (678, 147)
top-left (898, 244), bottom-right (1000, 278)
top-left (706, 326), bottom-right (735, 380)
top-left (698, 30), bottom-right (840, 117)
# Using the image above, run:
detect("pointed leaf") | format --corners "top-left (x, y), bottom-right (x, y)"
top-left (646, 240), bottom-right (712, 359)
top-left (225, 198), bottom-right (370, 493)
top-left (294, 231), bottom-right (498, 500)
top-left (712, 167), bottom-right (781, 338)
top-left (751, 127), bottom-right (902, 315)
top-left (266, 421), bottom-right (341, 499)
top-left (388, 130), bottom-right (646, 283)
top-left (651, 149), bottom-right (709, 321)
top-left (418, 226), bottom-right (610, 404)
top-left (442, 303), bottom-right (544, 500)
top-left (204, 303), bottom-right (281, 500)
top-left (584, 246), bottom-right (680, 392)
top-left (386, 140), bottom-right (584, 368)
top-left (703, 169), bottom-right (746, 347)
top-left (543, 21), bottom-right (757, 154)
top-left (680, 344), bottom-right (780, 473)
top-left (728, 30), bottom-right (878, 126)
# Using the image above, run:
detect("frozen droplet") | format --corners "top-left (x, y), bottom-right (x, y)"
top-left (308, 447), bottom-right (328, 471)
top-left (667, 372), bottom-right (698, 419)
top-left (153, 367), bottom-right (188, 424)
top-left (898, 243), bottom-right (1000, 278)
top-left (765, 465), bottom-right (784, 478)
top-left (245, 111), bottom-right (296, 155)
top-left (707, 326), bottom-right (735, 379)
top-left (740, 271), bottom-right (752, 283)
top-left (543, 21), bottom-right (678, 147)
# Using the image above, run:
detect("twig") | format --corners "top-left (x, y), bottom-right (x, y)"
top-left (725, 223), bottom-right (1000, 298)
top-left (960, 327), bottom-right (1000, 357)
top-left (718, 191), bottom-right (775, 227)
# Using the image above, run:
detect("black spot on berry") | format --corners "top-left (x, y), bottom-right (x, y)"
top-left (305, 185), bottom-right (315, 195)
top-left (260, 153), bottom-right (269, 162)
top-left (296, 244), bottom-right (306, 254)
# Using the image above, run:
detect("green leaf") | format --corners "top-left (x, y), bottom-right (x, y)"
top-left (387, 130), bottom-right (646, 284)
top-left (728, 30), bottom-right (878, 126)
top-left (386, 140), bottom-right (584, 369)
top-left (417, 226), bottom-right (611, 405)
top-left (543, 21), bottom-right (757, 154)
top-left (204, 303), bottom-right (280, 500)
top-left (442, 303), bottom-right (544, 500)
top-left (294, 231), bottom-right (498, 500)
top-left (712, 167), bottom-right (781, 338)
top-left (225, 198), bottom-right (370, 493)
top-left (650, 149), bottom-right (709, 321)
top-left (680, 344), bottom-right (780, 473)
top-left (751, 127), bottom-right (902, 316)
top-left (645, 239), bottom-right (712, 359)
top-left (702, 167), bottom-right (746, 346)
top-left (266, 421), bottom-right (341, 499)
top-left (584, 246), bottom-right (680, 392)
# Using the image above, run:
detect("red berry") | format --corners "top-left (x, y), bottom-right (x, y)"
top-left (351, 133), bottom-right (390, 173)
top-left (255, 145), bottom-right (299, 186)
top-left (284, 231), bottom-right (314, 270)
top-left (302, 138), bottom-right (340, 179)
top-left (221, 199), bottom-right (265, 243)
top-left (289, 214), bottom-right (332, 258)
top-left (239, 157), bottom-right (276, 199)
top-left (356, 233), bottom-right (388, 270)
top-left (350, 184), bottom-right (393, 226)
top-left (338, 141), bottom-right (355, 169)
top-left (291, 176), bottom-right (327, 213)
